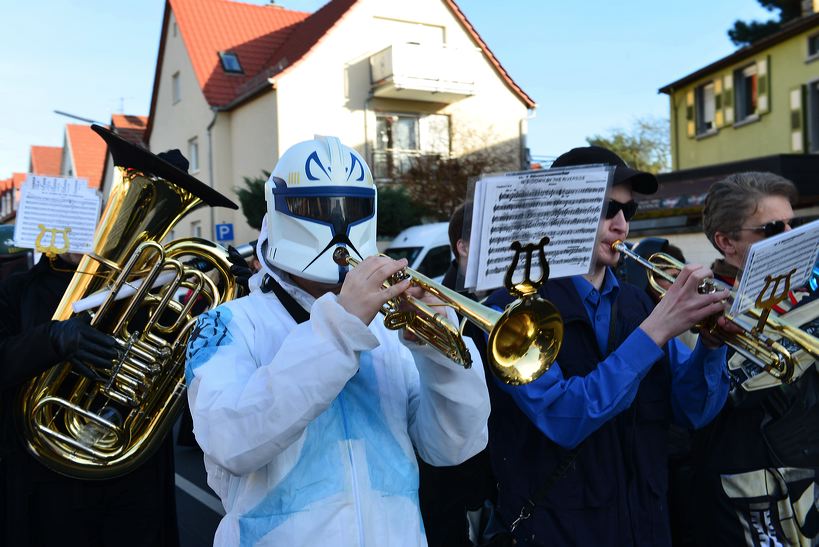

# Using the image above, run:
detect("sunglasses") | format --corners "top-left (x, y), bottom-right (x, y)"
top-left (737, 219), bottom-right (793, 238)
top-left (605, 199), bottom-right (639, 221)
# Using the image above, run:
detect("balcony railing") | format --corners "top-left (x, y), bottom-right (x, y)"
top-left (372, 149), bottom-right (447, 181)
top-left (369, 43), bottom-right (479, 103)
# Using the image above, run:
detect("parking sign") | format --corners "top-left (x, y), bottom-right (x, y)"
top-left (215, 223), bottom-right (234, 242)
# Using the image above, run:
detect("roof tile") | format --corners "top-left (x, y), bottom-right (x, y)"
top-left (65, 124), bottom-right (107, 189)
top-left (29, 146), bottom-right (63, 176)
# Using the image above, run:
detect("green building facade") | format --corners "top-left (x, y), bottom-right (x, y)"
top-left (660, 13), bottom-right (819, 171)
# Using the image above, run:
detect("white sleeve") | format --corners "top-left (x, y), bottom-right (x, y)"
top-left (185, 293), bottom-right (379, 476)
top-left (403, 307), bottom-right (490, 466)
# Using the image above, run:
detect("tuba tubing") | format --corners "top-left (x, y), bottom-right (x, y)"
top-left (19, 125), bottom-right (240, 479)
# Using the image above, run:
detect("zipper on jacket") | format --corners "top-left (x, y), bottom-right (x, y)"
top-left (338, 391), bottom-right (366, 546)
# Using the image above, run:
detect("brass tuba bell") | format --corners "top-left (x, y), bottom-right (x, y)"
top-left (19, 125), bottom-right (241, 479)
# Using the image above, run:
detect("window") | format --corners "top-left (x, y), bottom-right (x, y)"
top-left (415, 246), bottom-right (452, 279)
top-left (809, 80), bottom-right (819, 152)
top-left (695, 81), bottom-right (716, 135)
top-left (172, 72), bottom-right (181, 104)
top-left (188, 137), bottom-right (199, 173)
top-left (191, 221), bottom-right (202, 238)
top-left (173, 21), bottom-right (178, 37)
top-left (809, 33), bottom-right (819, 60)
top-left (373, 113), bottom-right (450, 180)
top-left (734, 64), bottom-right (759, 123)
top-left (219, 52), bottom-right (243, 74)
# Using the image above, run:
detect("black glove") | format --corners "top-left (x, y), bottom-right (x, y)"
top-left (228, 245), bottom-right (252, 294)
top-left (49, 314), bottom-right (119, 381)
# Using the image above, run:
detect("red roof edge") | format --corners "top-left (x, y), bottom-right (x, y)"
top-left (443, 0), bottom-right (535, 109)
top-left (247, 0), bottom-right (359, 102)
top-left (146, 1), bottom-right (172, 144)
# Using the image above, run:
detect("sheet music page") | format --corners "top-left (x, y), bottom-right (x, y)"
top-left (730, 218), bottom-right (819, 316)
top-left (13, 175), bottom-right (101, 254)
top-left (466, 165), bottom-right (612, 292)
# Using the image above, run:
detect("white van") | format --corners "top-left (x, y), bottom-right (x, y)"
top-left (383, 222), bottom-right (453, 282)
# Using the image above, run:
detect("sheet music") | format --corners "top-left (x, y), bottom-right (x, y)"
top-left (13, 175), bottom-right (101, 254)
top-left (730, 218), bottom-right (819, 316)
top-left (465, 166), bottom-right (612, 292)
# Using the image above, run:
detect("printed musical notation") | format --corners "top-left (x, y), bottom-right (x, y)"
top-left (730, 218), bottom-right (819, 317)
top-left (465, 166), bottom-right (612, 292)
top-left (13, 175), bottom-right (101, 254)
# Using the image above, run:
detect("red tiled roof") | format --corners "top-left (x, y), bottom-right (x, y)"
top-left (111, 114), bottom-right (148, 146)
top-left (442, 1), bottom-right (535, 109)
top-left (147, 0), bottom-right (534, 139)
top-left (29, 146), bottom-right (63, 176)
top-left (65, 124), bottom-right (107, 189)
top-left (171, 0), bottom-right (308, 107)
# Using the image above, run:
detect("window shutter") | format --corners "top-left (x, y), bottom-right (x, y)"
top-left (789, 85), bottom-right (805, 152)
top-left (714, 78), bottom-right (724, 128)
top-left (723, 74), bottom-right (734, 125)
top-left (686, 90), bottom-right (695, 138)
top-left (757, 56), bottom-right (771, 114)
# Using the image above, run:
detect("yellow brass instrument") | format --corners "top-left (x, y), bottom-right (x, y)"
top-left (333, 238), bottom-right (563, 385)
top-left (613, 240), bottom-right (819, 386)
top-left (20, 125), bottom-right (240, 479)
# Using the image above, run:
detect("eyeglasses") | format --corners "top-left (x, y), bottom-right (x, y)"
top-left (605, 199), bottom-right (639, 221)
top-left (736, 219), bottom-right (793, 238)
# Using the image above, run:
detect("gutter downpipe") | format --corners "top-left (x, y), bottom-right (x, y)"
top-left (521, 108), bottom-right (537, 170)
top-left (206, 107), bottom-right (222, 241)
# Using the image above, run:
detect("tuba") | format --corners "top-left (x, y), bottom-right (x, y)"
top-left (19, 125), bottom-right (240, 479)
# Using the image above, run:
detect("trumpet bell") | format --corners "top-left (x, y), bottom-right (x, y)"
top-left (490, 297), bottom-right (563, 385)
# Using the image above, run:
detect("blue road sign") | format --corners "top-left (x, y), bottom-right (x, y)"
top-left (215, 223), bottom-right (234, 242)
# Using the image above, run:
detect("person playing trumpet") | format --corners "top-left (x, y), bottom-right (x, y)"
top-left (483, 146), bottom-right (737, 547)
top-left (680, 172), bottom-right (819, 546)
top-left (184, 136), bottom-right (490, 546)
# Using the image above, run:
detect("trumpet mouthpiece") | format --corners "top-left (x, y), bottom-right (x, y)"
top-left (332, 247), bottom-right (350, 266)
top-left (611, 240), bottom-right (624, 251)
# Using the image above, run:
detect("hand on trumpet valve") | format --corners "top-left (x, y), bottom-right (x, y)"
top-left (337, 256), bottom-right (411, 325)
top-left (399, 284), bottom-right (446, 344)
top-left (641, 264), bottom-right (730, 347)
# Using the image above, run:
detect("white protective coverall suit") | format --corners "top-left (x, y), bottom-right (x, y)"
top-left (185, 267), bottom-right (490, 547)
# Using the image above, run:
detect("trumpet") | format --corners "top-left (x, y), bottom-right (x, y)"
top-left (333, 247), bottom-right (563, 385)
top-left (613, 240), bottom-right (819, 386)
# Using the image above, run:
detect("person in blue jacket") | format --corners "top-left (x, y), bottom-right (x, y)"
top-left (483, 146), bottom-right (736, 546)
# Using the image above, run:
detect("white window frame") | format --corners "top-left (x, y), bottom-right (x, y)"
top-left (808, 32), bottom-right (819, 62)
top-left (695, 81), bottom-right (717, 136)
top-left (734, 63), bottom-right (759, 125)
top-left (191, 221), bottom-right (202, 239)
top-left (188, 137), bottom-right (199, 173)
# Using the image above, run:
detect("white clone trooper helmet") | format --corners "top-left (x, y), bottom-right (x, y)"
top-left (263, 136), bottom-right (377, 284)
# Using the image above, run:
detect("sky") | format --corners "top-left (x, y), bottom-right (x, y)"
top-left (0, 0), bottom-right (774, 175)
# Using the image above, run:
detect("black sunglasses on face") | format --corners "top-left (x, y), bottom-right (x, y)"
top-left (605, 199), bottom-right (639, 221)
top-left (737, 219), bottom-right (793, 238)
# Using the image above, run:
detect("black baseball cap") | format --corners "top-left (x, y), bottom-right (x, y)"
top-left (551, 146), bottom-right (658, 195)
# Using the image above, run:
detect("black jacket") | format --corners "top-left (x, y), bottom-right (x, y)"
top-left (485, 277), bottom-right (673, 547)
top-left (0, 256), bottom-right (179, 546)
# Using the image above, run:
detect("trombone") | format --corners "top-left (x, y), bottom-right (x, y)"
top-left (614, 240), bottom-right (819, 386)
top-left (333, 246), bottom-right (563, 386)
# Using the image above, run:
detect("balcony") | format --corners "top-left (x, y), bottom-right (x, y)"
top-left (369, 43), bottom-right (479, 103)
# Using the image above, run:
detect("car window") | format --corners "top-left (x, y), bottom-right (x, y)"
top-left (384, 246), bottom-right (421, 264)
top-left (415, 246), bottom-right (451, 278)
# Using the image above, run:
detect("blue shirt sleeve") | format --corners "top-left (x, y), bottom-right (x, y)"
top-left (667, 337), bottom-right (729, 429)
top-left (494, 327), bottom-right (664, 449)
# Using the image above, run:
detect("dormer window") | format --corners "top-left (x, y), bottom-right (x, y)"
top-left (219, 52), bottom-right (243, 74)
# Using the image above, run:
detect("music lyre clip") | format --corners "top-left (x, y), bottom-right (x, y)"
top-left (752, 268), bottom-right (796, 335)
top-left (34, 224), bottom-right (71, 256)
top-left (504, 237), bottom-right (550, 298)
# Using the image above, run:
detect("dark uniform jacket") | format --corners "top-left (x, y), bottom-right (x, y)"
top-left (485, 277), bottom-right (673, 547)
top-left (0, 256), bottom-right (179, 547)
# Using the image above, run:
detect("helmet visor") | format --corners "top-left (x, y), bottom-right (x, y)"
top-left (285, 195), bottom-right (374, 225)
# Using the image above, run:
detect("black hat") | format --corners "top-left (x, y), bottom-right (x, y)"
top-left (551, 146), bottom-right (658, 195)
